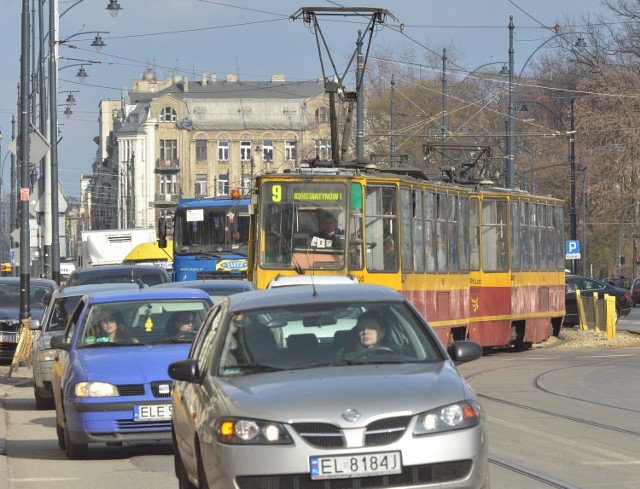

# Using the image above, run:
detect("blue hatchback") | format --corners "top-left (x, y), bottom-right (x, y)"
top-left (50, 287), bottom-right (213, 459)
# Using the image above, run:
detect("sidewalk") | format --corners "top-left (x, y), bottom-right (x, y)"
top-left (0, 364), bottom-right (33, 486)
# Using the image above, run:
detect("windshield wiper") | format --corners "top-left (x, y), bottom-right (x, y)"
top-left (222, 364), bottom-right (285, 374)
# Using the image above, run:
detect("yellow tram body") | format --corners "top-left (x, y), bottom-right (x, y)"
top-left (248, 167), bottom-right (565, 349)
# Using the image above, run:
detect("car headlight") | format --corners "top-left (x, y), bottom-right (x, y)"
top-left (413, 400), bottom-right (482, 435)
top-left (215, 418), bottom-right (293, 445)
top-left (36, 349), bottom-right (57, 362)
top-left (75, 382), bottom-right (118, 397)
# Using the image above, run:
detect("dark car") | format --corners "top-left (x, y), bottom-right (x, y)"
top-left (64, 265), bottom-right (170, 287)
top-left (0, 277), bottom-right (58, 363)
top-left (152, 279), bottom-right (255, 301)
top-left (168, 284), bottom-right (488, 488)
top-left (564, 274), bottom-right (632, 326)
top-left (629, 278), bottom-right (640, 307)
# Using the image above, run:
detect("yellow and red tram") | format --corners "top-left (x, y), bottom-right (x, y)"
top-left (248, 165), bottom-right (565, 349)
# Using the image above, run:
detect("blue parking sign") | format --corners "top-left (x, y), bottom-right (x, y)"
top-left (565, 240), bottom-right (580, 259)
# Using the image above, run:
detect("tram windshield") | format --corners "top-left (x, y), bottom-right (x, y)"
top-left (174, 204), bottom-right (249, 256)
top-left (260, 181), bottom-right (347, 269)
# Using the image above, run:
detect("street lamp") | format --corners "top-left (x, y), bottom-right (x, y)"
top-left (48, 0), bottom-right (119, 283)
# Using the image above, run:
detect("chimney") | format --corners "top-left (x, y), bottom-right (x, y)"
top-left (226, 73), bottom-right (238, 83)
top-left (271, 74), bottom-right (286, 83)
top-left (201, 72), bottom-right (207, 85)
top-left (183, 75), bottom-right (189, 91)
top-left (209, 73), bottom-right (217, 83)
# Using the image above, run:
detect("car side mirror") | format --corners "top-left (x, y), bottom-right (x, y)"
top-left (50, 334), bottom-right (70, 351)
top-left (448, 340), bottom-right (483, 364)
top-left (28, 319), bottom-right (41, 331)
top-left (168, 359), bottom-right (200, 383)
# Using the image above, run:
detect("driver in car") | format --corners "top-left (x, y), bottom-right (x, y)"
top-left (341, 311), bottom-right (389, 359)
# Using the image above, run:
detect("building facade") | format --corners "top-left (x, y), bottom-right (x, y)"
top-left (89, 71), bottom-right (331, 230)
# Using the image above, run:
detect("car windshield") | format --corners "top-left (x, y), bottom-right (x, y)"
top-left (217, 301), bottom-right (444, 376)
top-left (46, 296), bottom-right (83, 332)
top-left (77, 299), bottom-right (210, 347)
top-left (0, 283), bottom-right (52, 308)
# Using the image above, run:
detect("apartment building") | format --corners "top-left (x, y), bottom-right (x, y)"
top-left (90, 70), bottom-right (331, 229)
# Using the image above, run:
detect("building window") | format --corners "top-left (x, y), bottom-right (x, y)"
top-left (241, 171), bottom-right (251, 195)
top-left (160, 175), bottom-right (177, 195)
top-left (218, 140), bottom-right (229, 161)
top-left (196, 140), bottom-right (207, 161)
top-left (262, 140), bottom-right (274, 162)
top-left (160, 107), bottom-right (177, 123)
top-left (218, 174), bottom-right (229, 195)
top-left (195, 174), bottom-right (207, 196)
top-left (315, 106), bottom-right (328, 123)
top-left (285, 140), bottom-right (297, 161)
top-left (240, 141), bottom-right (252, 161)
top-left (160, 139), bottom-right (178, 161)
top-left (315, 139), bottom-right (329, 160)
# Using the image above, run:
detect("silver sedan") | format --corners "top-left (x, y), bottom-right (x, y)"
top-left (169, 284), bottom-right (489, 489)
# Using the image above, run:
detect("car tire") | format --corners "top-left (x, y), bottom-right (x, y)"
top-left (56, 421), bottom-right (65, 449)
top-left (196, 444), bottom-right (210, 489)
top-left (34, 388), bottom-right (54, 410)
top-left (63, 416), bottom-right (88, 460)
top-left (177, 446), bottom-right (197, 489)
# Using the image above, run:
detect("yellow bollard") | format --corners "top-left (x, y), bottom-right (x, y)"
top-left (605, 294), bottom-right (617, 340)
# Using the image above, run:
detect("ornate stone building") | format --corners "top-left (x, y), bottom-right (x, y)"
top-left (89, 70), bottom-right (330, 229)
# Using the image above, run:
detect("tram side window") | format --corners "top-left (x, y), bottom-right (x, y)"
top-left (511, 201), bottom-right (521, 271)
top-left (400, 188), bottom-right (413, 272)
top-left (529, 204), bottom-right (539, 271)
top-left (365, 186), bottom-right (397, 273)
top-left (412, 189), bottom-right (425, 273)
top-left (538, 203), bottom-right (547, 271)
top-left (520, 201), bottom-right (529, 271)
top-left (554, 205), bottom-right (564, 270)
top-left (447, 193), bottom-right (459, 273)
top-left (482, 199), bottom-right (508, 272)
top-left (458, 196), bottom-right (469, 272)
top-left (436, 193), bottom-right (447, 273)
top-left (546, 205), bottom-right (555, 270)
top-left (425, 192), bottom-right (437, 273)
top-left (469, 198), bottom-right (480, 271)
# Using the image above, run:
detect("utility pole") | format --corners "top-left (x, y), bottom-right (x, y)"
top-left (390, 74), bottom-right (397, 168)
top-left (506, 16), bottom-right (515, 188)
top-left (569, 97), bottom-right (577, 275)
top-left (441, 49), bottom-right (448, 168)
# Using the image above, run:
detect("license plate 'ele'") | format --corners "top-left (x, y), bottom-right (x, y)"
top-left (133, 404), bottom-right (172, 421)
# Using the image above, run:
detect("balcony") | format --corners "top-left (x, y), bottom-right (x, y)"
top-left (155, 159), bottom-right (180, 172)
top-left (154, 193), bottom-right (179, 207)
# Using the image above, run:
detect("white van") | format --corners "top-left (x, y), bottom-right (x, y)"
top-left (266, 275), bottom-right (359, 289)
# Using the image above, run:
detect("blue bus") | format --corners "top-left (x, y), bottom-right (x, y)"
top-left (159, 194), bottom-right (250, 281)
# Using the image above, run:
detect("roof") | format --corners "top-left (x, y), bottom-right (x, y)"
top-left (227, 283), bottom-right (404, 312)
top-left (84, 287), bottom-right (213, 304)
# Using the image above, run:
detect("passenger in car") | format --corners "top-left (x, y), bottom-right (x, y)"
top-left (92, 311), bottom-right (135, 343)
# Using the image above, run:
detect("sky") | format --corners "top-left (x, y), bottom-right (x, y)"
top-left (0, 0), bottom-right (612, 201)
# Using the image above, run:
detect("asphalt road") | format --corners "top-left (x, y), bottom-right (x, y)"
top-left (1, 310), bottom-right (639, 488)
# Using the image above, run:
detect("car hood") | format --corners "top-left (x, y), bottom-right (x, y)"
top-left (77, 345), bottom-right (190, 383)
top-left (215, 362), bottom-right (472, 422)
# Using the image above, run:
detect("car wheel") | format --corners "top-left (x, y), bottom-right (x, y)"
top-left (63, 416), bottom-right (88, 460)
top-left (34, 388), bottom-right (54, 410)
top-left (56, 421), bottom-right (65, 450)
top-left (177, 445), bottom-right (197, 489)
top-left (196, 444), bottom-right (210, 489)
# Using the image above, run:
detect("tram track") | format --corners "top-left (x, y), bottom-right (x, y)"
top-left (489, 457), bottom-right (582, 489)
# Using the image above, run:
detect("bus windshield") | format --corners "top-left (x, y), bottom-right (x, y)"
top-left (260, 181), bottom-right (347, 269)
top-left (174, 204), bottom-right (249, 255)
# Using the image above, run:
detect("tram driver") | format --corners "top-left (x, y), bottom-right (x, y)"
top-left (311, 213), bottom-right (343, 250)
